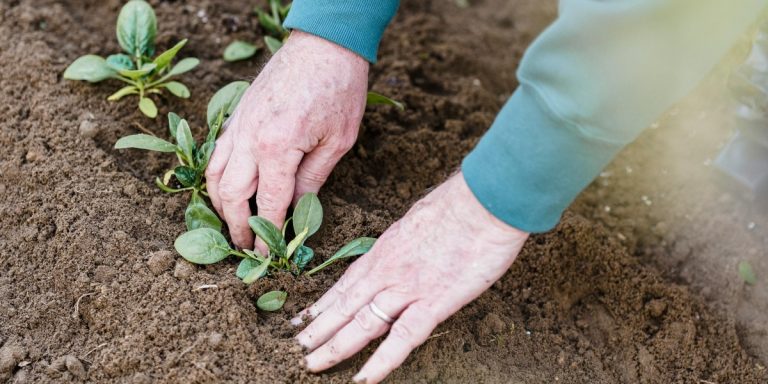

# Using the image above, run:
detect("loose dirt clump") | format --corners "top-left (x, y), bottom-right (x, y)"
top-left (1, 0), bottom-right (765, 383)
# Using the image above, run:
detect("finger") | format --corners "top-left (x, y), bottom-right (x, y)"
top-left (293, 141), bottom-right (349, 202)
top-left (305, 290), bottom-right (412, 372)
top-left (291, 250), bottom-right (377, 325)
top-left (205, 129), bottom-right (234, 217)
top-left (353, 304), bottom-right (439, 384)
top-left (296, 274), bottom-right (386, 351)
top-left (218, 142), bottom-right (259, 249)
top-left (254, 149), bottom-right (303, 251)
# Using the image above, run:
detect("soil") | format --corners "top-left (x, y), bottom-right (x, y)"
top-left (0, 0), bottom-right (766, 383)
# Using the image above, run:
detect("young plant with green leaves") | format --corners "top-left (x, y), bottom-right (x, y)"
top-left (224, 0), bottom-right (291, 61)
top-left (174, 193), bottom-right (376, 286)
top-left (63, 0), bottom-right (200, 118)
top-left (114, 81), bottom-right (250, 230)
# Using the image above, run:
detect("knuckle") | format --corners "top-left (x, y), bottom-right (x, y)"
top-left (352, 308), bottom-right (376, 332)
top-left (333, 135), bottom-right (357, 155)
top-left (218, 182), bottom-right (245, 203)
top-left (389, 321), bottom-right (418, 348)
top-left (255, 190), bottom-right (284, 212)
top-left (297, 166), bottom-right (328, 185)
top-left (333, 294), bottom-right (356, 319)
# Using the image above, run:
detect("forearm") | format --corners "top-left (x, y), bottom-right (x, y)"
top-left (463, 0), bottom-right (768, 232)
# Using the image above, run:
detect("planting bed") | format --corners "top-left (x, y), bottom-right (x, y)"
top-left (1, 0), bottom-right (766, 383)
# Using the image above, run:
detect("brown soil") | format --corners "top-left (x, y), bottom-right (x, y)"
top-left (0, 0), bottom-right (765, 383)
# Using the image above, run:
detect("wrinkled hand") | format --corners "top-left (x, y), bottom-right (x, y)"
top-left (206, 31), bottom-right (369, 249)
top-left (292, 173), bottom-right (530, 383)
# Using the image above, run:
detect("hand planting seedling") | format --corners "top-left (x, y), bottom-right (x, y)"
top-left (114, 81), bottom-right (249, 230)
top-left (224, 0), bottom-right (291, 61)
top-left (63, 0), bottom-right (199, 118)
top-left (174, 193), bottom-right (376, 285)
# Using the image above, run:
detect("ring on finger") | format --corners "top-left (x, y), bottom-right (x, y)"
top-left (369, 302), bottom-right (396, 324)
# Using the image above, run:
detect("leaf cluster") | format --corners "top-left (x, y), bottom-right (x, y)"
top-left (63, 0), bottom-right (199, 117)
top-left (114, 81), bottom-right (249, 232)
top-left (224, 0), bottom-right (291, 62)
top-left (175, 193), bottom-right (376, 286)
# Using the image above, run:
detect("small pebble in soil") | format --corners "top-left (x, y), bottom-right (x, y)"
top-left (64, 355), bottom-right (86, 380)
top-left (747, 222), bottom-right (756, 230)
top-left (173, 260), bottom-right (196, 280)
top-left (131, 372), bottom-right (151, 384)
top-left (122, 183), bottom-right (138, 197)
top-left (208, 332), bottom-right (223, 346)
top-left (0, 343), bottom-right (26, 381)
top-left (646, 299), bottom-right (667, 318)
top-left (93, 265), bottom-right (117, 283)
top-left (113, 231), bottom-right (128, 241)
top-left (25, 150), bottom-right (44, 163)
top-left (78, 119), bottom-right (99, 139)
top-left (147, 251), bottom-right (175, 275)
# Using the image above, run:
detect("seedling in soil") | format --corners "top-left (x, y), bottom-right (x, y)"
top-left (174, 193), bottom-right (376, 285)
top-left (63, 0), bottom-right (199, 118)
top-left (257, 290), bottom-right (288, 311)
top-left (114, 81), bottom-right (249, 230)
top-left (224, 0), bottom-right (290, 61)
top-left (738, 261), bottom-right (757, 285)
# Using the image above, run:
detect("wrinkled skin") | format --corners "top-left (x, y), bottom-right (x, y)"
top-left (208, 31), bottom-right (529, 383)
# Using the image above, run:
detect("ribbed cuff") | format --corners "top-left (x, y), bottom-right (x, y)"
top-left (283, 0), bottom-right (399, 63)
top-left (462, 85), bottom-right (624, 233)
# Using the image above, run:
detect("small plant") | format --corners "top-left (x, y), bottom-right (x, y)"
top-left (257, 290), bottom-right (288, 311)
top-left (64, 0), bottom-right (199, 118)
top-left (738, 261), bottom-right (757, 285)
top-left (224, 0), bottom-right (290, 61)
top-left (114, 81), bottom-right (249, 229)
top-left (174, 193), bottom-right (376, 284)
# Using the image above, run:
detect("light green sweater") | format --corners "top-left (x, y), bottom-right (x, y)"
top-left (286, 0), bottom-right (768, 232)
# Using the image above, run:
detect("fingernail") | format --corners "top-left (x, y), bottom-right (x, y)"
top-left (352, 373), bottom-right (367, 383)
top-left (295, 333), bottom-right (310, 348)
top-left (290, 316), bottom-right (303, 326)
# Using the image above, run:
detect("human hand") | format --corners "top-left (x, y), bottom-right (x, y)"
top-left (206, 31), bottom-right (369, 249)
top-left (292, 172), bottom-right (530, 383)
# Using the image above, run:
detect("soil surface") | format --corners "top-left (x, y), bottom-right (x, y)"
top-left (1, 0), bottom-right (766, 383)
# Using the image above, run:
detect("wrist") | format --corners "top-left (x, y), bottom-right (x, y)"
top-left (449, 172), bottom-right (530, 243)
top-left (284, 30), bottom-right (370, 71)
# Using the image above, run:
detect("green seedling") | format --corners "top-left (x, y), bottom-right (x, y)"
top-left (738, 261), bottom-right (757, 285)
top-left (174, 193), bottom-right (376, 285)
top-left (114, 81), bottom-right (249, 229)
top-left (257, 290), bottom-right (288, 311)
top-left (64, 0), bottom-right (199, 118)
top-left (224, 0), bottom-right (290, 61)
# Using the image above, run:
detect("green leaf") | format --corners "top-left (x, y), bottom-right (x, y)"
top-left (248, 216), bottom-right (287, 258)
top-left (155, 176), bottom-right (191, 193)
top-left (185, 197), bottom-right (222, 231)
top-left (138, 97), bottom-right (158, 118)
top-left (264, 36), bottom-right (283, 54)
top-left (174, 228), bottom-right (232, 265)
top-left (366, 91), bottom-right (405, 110)
top-left (305, 237), bottom-right (376, 276)
top-left (114, 134), bottom-right (176, 152)
top-left (107, 85), bottom-right (139, 101)
top-left (64, 55), bottom-right (116, 82)
top-left (154, 39), bottom-right (187, 72)
top-left (195, 142), bottom-right (215, 171)
top-left (738, 261), bottom-right (757, 285)
top-left (168, 57), bottom-right (200, 76)
top-left (279, 3), bottom-right (291, 19)
top-left (163, 81), bottom-right (190, 98)
top-left (286, 226), bottom-right (308, 259)
top-left (106, 53), bottom-right (135, 72)
top-left (293, 245), bottom-right (314, 271)
top-left (119, 63), bottom-right (157, 80)
top-left (236, 258), bottom-right (266, 279)
top-left (168, 112), bottom-right (182, 138)
top-left (175, 119), bottom-right (195, 164)
top-left (293, 193), bottom-right (323, 240)
top-left (223, 40), bottom-right (259, 62)
top-left (174, 165), bottom-right (198, 187)
top-left (207, 81), bottom-right (249, 130)
top-left (116, 0), bottom-right (157, 57)
top-left (256, 290), bottom-right (287, 311)
top-left (256, 10), bottom-right (281, 36)
top-left (243, 256), bottom-right (271, 285)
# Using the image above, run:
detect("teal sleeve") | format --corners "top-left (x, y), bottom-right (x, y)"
top-left (463, 0), bottom-right (768, 233)
top-left (283, 0), bottom-right (399, 63)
